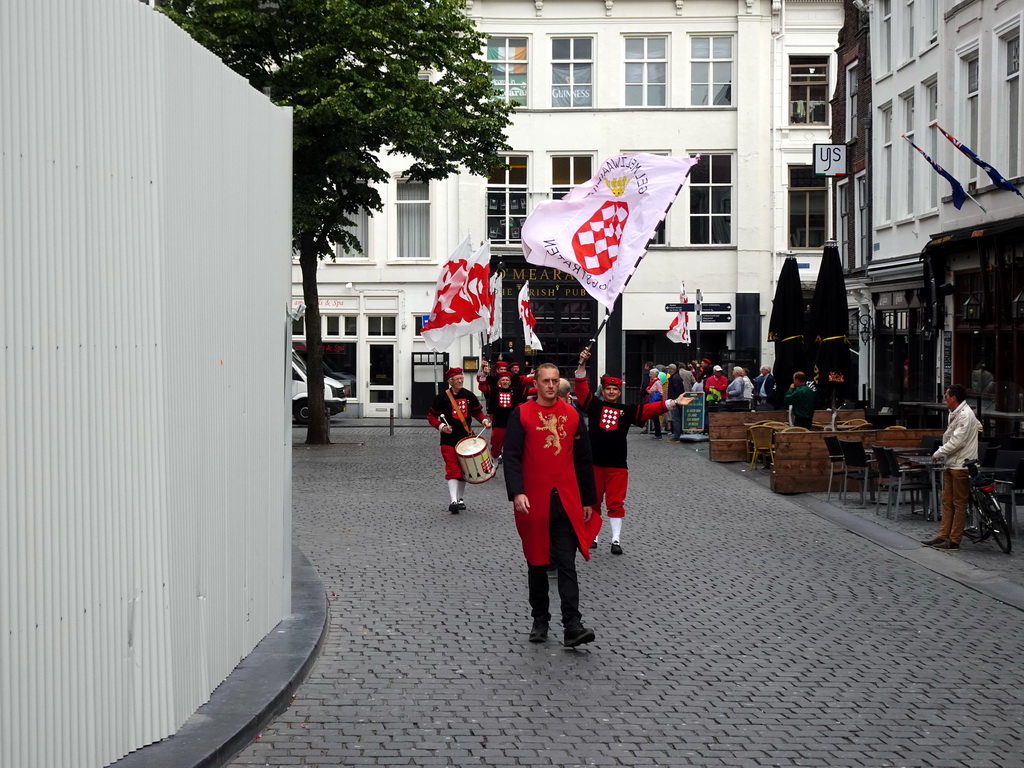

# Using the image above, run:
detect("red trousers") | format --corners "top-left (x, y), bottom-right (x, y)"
top-left (440, 445), bottom-right (463, 480)
top-left (491, 426), bottom-right (507, 459)
top-left (594, 465), bottom-right (628, 518)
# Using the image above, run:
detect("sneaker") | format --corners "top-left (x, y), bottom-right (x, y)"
top-left (921, 537), bottom-right (946, 547)
top-left (933, 540), bottom-right (960, 550)
top-left (610, 542), bottom-right (623, 555)
top-left (458, 499), bottom-right (467, 510)
top-left (529, 618), bottom-right (549, 643)
top-left (448, 502), bottom-right (460, 515)
top-left (668, 438), bottom-right (682, 443)
top-left (563, 622), bottom-right (596, 648)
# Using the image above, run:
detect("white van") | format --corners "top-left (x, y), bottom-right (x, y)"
top-left (291, 355), bottom-right (346, 424)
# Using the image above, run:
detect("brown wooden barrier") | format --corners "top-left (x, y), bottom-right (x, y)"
top-left (708, 409), bottom-right (867, 463)
top-left (770, 428), bottom-right (943, 494)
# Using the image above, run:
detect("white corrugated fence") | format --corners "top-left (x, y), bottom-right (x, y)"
top-left (0, 1), bottom-right (294, 766)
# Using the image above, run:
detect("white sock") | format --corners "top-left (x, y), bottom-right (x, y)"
top-left (457, 481), bottom-right (467, 501)
top-left (610, 518), bottom-right (623, 543)
top-left (447, 479), bottom-right (460, 503)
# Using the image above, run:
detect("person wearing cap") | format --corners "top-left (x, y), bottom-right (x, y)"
top-left (705, 365), bottom-right (729, 402)
top-left (575, 347), bottom-right (690, 555)
top-left (483, 367), bottom-right (530, 463)
top-left (427, 367), bottom-right (491, 514)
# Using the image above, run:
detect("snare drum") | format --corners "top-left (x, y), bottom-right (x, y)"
top-left (456, 435), bottom-right (496, 484)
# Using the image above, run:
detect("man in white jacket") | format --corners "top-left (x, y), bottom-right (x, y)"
top-left (922, 384), bottom-right (982, 551)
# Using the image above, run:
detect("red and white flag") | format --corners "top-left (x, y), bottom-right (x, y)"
top-left (518, 281), bottom-right (543, 351)
top-left (520, 153), bottom-right (698, 311)
top-left (421, 237), bottom-right (491, 352)
top-left (485, 270), bottom-right (502, 345)
top-left (666, 281), bottom-right (691, 344)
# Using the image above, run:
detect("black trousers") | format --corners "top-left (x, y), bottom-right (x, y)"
top-left (527, 491), bottom-right (581, 627)
top-left (794, 415), bottom-right (813, 428)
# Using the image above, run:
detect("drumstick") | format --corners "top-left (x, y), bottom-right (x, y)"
top-left (439, 415), bottom-right (450, 432)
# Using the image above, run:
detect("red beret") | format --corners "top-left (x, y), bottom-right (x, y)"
top-left (601, 375), bottom-right (624, 387)
top-left (445, 367), bottom-right (463, 379)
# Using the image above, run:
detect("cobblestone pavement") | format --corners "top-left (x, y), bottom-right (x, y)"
top-left (230, 425), bottom-right (1024, 767)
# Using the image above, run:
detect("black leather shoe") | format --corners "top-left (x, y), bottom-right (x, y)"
top-left (458, 499), bottom-right (467, 510)
top-left (449, 502), bottom-right (460, 514)
top-left (563, 623), bottom-right (596, 648)
top-left (529, 618), bottom-right (549, 643)
top-left (589, 539), bottom-right (598, 550)
top-left (610, 542), bottom-right (623, 555)
top-left (921, 537), bottom-right (945, 547)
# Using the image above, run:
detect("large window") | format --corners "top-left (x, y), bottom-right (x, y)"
top-left (846, 63), bottom-right (859, 142)
top-left (901, 92), bottom-right (916, 217)
top-left (856, 172), bottom-right (869, 265)
top-left (879, 0), bottom-right (892, 74)
top-left (335, 208), bottom-right (369, 258)
top-left (690, 36), bottom-right (732, 106)
top-left (837, 180), bottom-right (850, 267)
top-left (1004, 34), bottom-right (1020, 178)
top-left (880, 104), bottom-right (893, 222)
top-left (788, 166), bottom-right (826, 249)
top-left (789, 57), bottom-right (828, 124)
top-left (487, 156), bottom-right (528, 244)
top-left (488, 37), bottom-right (528, 105)
top-left (903, 0), bottom-right (915, 60)
top-left (688, 154), bottom-right (731, 245)
top-left (925, 80), bottom-right (939, 208)
top-left (396, 180), bottom-right (429, 259)
top-left (624, 37), bottom-right (667, 107)
top-left (964, 54), bottom-right (980, 182)
top-left (551, 155), bottom-right (592, 200)
top-left (551, 38), bottom-right (592, 108)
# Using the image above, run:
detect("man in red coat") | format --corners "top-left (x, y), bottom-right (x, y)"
top-left (503, 363), bottom-right (600, 648)
top-left (427, 368), bottom-right (491, 514)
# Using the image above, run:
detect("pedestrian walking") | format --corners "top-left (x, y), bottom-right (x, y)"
top-left (922, 384), bottom-right (982, 551)
top-left (426, 367), bottom-right (491, 514)
top-left (503, 363), bottom-right (600, 647)
top-left (575, 347), bottom-right (686, 555)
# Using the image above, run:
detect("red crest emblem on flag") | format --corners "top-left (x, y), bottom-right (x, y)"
top-left (598, 406), bottom-right (621, 431)
top-left (498, 391), bottom-right (512, 408)
top-left (572, 202), bottom-right (629, 275)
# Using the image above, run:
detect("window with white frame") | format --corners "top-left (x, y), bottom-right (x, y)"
top-left (688, 154), bottom-right (731, 244)
top-left (1004, 34), bottom-right (1020, 178)
top-left (901, 92), bottom-right (915, 217)
top-left (551, 155), bottom-right (593, 200)
top-left (879, 0), bottom-right (892, 74)
top-left (325, 315), bottom-right (357, 337)
top-left (625, 37), bottom-right (667, 107)
top-left (788, 166), bottom-right (827, 249)
top-left (487, 156), bottom-right (528, 244)
top-left (789, 57), bottom-right (828, 124)
top-left (488, 37), bottom-right (528, 105)
top-left (551, 38), bottom-right (593, 108)
top-left (880, 104), bottom-right (893, 222)
top-left (690, 36), bottom-right (732, 106)
top-left (925, 79), bottom-right (939, 209)
top-left (856, 172), bottom-right (869, 266)
top-left (964, 54), bottom-right (980, 183)
top-left (367, 316), bottom-right (397, 337)
top-left (925, 0), bottom-right (938, 43)
top-left (335, 208), bottom-right (370, 258)
top-left (396, 180), bottom-right (429, 259)
top-left (904, 0), bottom-right (915, 61)
top-left (846, 63), bottom-right (859, 142)
top-left (837, 180), bottom-right (850, 267)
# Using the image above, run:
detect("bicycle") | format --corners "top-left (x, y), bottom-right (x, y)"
top-left (963, 460), bottom-right (1012, 554)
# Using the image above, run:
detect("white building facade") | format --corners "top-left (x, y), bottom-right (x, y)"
top-left (294, 0), bottom-right (842, 416)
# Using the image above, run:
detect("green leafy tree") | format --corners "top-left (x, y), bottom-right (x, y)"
top-left (162, 0), bottom-right (512, 443)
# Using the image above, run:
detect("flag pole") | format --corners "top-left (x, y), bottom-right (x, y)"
top-left (901, 134), bottom-right (986, 213)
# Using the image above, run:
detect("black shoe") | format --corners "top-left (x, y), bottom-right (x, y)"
top-left (529, 618), bottom-right (549, 643)
top-left (610, 542), bottom-right (623, 555)
top-left (449, 502), bottom-right (460, 514)
top-left (563, 622), bottom-right (596, 648)
top-left (933, 540), bottom-right (960, 550)
top-left (589, 539), bottom-right (598, 550)
top-left (458, 499), bottom-right (467, 510)
top-left (652, 435), bottom-right (662, 440)
top-left (921, 537), bottom-right (945, 547)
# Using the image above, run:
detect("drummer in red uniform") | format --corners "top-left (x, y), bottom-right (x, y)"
top-left (427, 367), bottom-right (491, 514)
top-left (575, 347), bottom-right (689, 554)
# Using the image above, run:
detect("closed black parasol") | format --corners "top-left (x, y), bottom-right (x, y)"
top-left (805, 243), bottom-right (852, 408)
top-left (767, 256), bottom-right (806, 407)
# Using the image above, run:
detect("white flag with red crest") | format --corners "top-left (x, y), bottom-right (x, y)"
top-left (666, 281), bottom-right (691, 344)
top-left (520, 153), bottom-right (698, 311)
top-left (421, 237), bottom-right (491, 352)
top-left (485, 271), bottom-right (502, 345)
top-left (518, 281), bottom-right (543, 351)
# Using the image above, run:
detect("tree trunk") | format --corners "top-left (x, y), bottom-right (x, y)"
top-left (299, 233), bottom-right (331, 444)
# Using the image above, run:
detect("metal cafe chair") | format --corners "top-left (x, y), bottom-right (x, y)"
top-left (839, 438), bottom-right (878, 507)
top-left (881, 447), bottom-right (931, 521)
top-left (994, 458), bottom-right (1024, 537)
top-left (823, 435), bottom-right (845, 502)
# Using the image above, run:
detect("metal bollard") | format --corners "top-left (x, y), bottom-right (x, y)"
top-left (389, 408), bottom-right (395, 437)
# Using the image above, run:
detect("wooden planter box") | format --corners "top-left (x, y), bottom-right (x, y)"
top-left (707, 409), bottom-right (867, 463)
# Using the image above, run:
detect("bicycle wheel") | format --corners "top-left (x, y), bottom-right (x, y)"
top-left (966, 497), bottom-right (990, 542)
top-left (982, 494), bottom-right (1012, 554)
